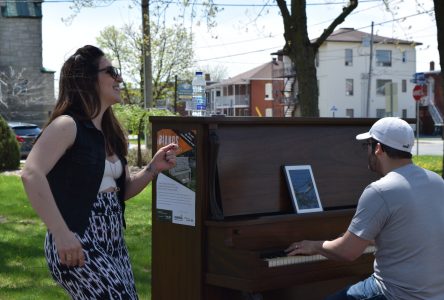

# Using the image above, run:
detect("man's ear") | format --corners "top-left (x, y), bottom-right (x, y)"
top-left (374, 143), bottom-right (384, 155)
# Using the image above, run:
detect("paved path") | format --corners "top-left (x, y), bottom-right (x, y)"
top-left (412, 137), bottom-right (444, 156)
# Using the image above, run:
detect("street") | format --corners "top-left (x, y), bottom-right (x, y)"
top-left (412, 137), bottom-right (444, 156)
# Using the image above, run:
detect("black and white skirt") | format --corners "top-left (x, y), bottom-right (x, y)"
top-left (44, 192), bottom-right (138, 300)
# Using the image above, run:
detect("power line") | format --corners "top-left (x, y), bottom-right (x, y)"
top-left (196, 8), bottom-right (435, 62)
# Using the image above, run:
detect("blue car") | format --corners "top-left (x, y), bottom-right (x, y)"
top-left (7, 121), bottom-right (41, 158)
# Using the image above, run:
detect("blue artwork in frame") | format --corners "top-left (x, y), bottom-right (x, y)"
top-left (283, 165), bottom-right (323, 213)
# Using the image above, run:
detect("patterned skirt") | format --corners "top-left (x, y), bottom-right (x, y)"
top-left (44, 192), bottom-right (138, 300)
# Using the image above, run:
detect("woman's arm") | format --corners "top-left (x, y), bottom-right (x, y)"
top-left (124, 143), bottom-right (178, 200)
top-left (21, 116), bottom-right (85, 267)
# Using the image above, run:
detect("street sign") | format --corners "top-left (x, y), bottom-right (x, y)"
top-left (412, 84), bottom-right (425, 101)
top-left (411, 72), bottom-right (426, 85)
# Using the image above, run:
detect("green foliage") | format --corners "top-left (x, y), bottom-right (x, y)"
top-left (0, 174), bottom-right (152, 299)
top-left (0, 115), bottom-right (20, 171)
top-left (127, 147), bottom-right (151, 167)
top-left (113, 104), bottom-right (175, 137)
top-left (413, 155), bottom-right (443, 176)
top-left (97, 22), bottom-right (194, 105)
top-left (113, 105), bottom-right (175, 166)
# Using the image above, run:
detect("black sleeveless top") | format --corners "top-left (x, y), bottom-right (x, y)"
top-left (46, 117), bottom-right (126, 234)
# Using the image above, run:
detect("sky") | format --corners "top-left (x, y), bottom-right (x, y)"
top-left (41, 0), bottom-right (438, 84)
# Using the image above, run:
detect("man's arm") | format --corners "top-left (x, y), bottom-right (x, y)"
top-left (285, 230), bottom-right (371, 262)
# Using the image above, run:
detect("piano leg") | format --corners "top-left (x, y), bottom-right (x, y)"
top-left (242, 292), bottom-right (263, 300)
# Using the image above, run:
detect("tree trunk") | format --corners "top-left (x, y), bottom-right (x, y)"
top-left (433, 0), bottom-right (444, 178)
top-left (277, 0), bottom-right (357, 117)
top-left (291, 44), bottom-right (319, 117)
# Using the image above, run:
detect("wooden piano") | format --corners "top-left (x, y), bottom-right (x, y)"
top-left (150, 117), bottom-right (380, 300)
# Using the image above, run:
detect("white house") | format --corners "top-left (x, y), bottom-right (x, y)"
top-left (317, 28), bottom-right (420, 118)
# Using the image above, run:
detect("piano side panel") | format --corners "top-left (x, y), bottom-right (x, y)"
top-left (151, 121), bottom-right (207, 300)
top-left (216, 122), bottom-right (379, 216)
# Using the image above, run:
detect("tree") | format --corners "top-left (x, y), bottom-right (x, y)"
top-left (0, 67), bottom-right (45, 120)
top-left (66, 0), bottom-right (444, 119)
top-left (275, 0), bottom-right (358, 117)
top-left (112, 104), bottom-right (175, 167)
top-left (97, 22), bottom-right (194, 106)
top-left (433, 0), bottom-right (443, 114)
top-left (198, 64), bottom-right (229, 82)
top-left (64, 0), bottom-right (219, 109)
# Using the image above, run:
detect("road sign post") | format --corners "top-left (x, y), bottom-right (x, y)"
top-left (412, 84), bottom-right (426, 156)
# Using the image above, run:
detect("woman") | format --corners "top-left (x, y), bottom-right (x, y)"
top-left (21, 45), bottom-right (177, 299)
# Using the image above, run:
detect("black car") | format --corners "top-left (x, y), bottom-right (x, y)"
top-left (7, 121), bottom-right (41, 158)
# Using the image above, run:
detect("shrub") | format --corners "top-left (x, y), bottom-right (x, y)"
top-left (127, 147), bottom-right (152, 167)
top-left (0, 115), bottom-right (20, 171)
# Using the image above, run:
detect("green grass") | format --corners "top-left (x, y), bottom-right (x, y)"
top-left (0, 175), bottom-right (152, 300)
top-left (413, 155), bottom-right (443, 176)
top-left (0, 156), bottom-right (442, 299)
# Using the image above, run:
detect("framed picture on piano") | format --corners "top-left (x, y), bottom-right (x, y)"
top-left (283, 165), bottom-right (323, 213)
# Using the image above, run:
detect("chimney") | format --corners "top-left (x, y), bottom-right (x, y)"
top-left (430, 61), bottom-right (435, 71)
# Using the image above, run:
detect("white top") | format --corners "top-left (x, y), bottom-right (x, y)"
top-left (98, 159), bottom-right (123, 192)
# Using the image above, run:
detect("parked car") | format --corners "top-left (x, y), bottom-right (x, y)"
top-left (7, 121), bottom-right (41, 158)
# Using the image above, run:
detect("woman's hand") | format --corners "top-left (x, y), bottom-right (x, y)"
top-left (53, 230), bottom-right (85, 267)
top-left (148, 143), bottom-right (178, 175)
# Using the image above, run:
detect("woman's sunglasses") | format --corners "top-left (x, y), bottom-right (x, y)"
top-left (97, 66), bottom-right (121, 80)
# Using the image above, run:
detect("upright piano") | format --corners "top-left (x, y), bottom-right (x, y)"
top-left (150, 117), bottom-right (380, 300)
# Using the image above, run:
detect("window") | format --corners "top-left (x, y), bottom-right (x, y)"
top-left (265, 108), bottom-right (273, 116)
top-left (227, 85), bottom-right (233, 96)
top-left (346, 109), bottom-right (354, 118)
top-left (345, 49), bottom-right (353, 66)
top-left (402, 80), bottom-right (407, 93)
top-left (376, 50), bottom-right (392, 67)
top-left (376, 79), bottom-right (392, 96)
top-left (402, 51), bottom-right (407, 63)
top-left (1, 1), bottom-right (42, 17)
top-left (376, 109), bottom-right (386, 118)
top-left (402, 109), bottom-right (407, 118)
top-left (216, 90), bottom-right (221, 97)
top-left (265, 83), bottom-right (273, 100)
top-left (346, 79), bottom-right (354, 96)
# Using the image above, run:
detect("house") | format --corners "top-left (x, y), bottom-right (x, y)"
top-left (206, 60), bottom-right (285, 117)
top-left (273, 28), bottom-right (421, 118)
top-left (418, 61), bottom-right (444, 135)
top-left (0, 0), bottom-right (55, 127)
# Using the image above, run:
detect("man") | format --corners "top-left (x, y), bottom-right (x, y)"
top-left (286, 117), bottom-right (444, 300)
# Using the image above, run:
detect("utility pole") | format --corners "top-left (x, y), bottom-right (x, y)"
top-left (142, 0), bottom-right (153, 109)
top-left (366, 21), bottom-right (374, 117)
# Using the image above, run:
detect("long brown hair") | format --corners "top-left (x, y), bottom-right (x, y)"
top-left (45, 45), bottom-right (127, 157)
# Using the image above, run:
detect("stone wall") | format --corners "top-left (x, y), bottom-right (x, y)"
top-left (0, 4), bottom-right (55, 127)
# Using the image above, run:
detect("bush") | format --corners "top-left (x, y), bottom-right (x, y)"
top-left (127, 147), bottom-right (152, 167)
top-left (0, 115), bottom-right (20, 171)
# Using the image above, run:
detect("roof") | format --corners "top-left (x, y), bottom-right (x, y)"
top-left (208, 60), bottom-right (283, 88)
top-left (319, 28), bottom-right (422, 46)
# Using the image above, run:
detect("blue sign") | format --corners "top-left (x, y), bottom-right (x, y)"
top-left (178, 83), bottom-right (192, 95)
top-left (411, 72), bottom-right (425, 85)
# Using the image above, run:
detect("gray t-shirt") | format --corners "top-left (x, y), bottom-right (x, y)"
top-left (348, 164), bottom-right (444, 300)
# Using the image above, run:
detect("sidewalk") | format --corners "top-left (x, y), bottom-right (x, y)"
top-left (412, 137), bottom-right (443, 156)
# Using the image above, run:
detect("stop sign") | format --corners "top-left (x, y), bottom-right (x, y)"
top-left (413, 85), bottom-right (425, 101)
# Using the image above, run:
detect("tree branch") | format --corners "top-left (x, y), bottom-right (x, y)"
top-left (312, 0), bottom-right (358, 50)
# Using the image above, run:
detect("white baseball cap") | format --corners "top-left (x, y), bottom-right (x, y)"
top-left (356, 117), bottom-right (414, 153)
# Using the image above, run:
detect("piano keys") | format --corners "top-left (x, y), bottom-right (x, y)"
top-left (150, 117), bottom-right (394, 300)
top-left (262, 245), bottom-right (376, 268)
